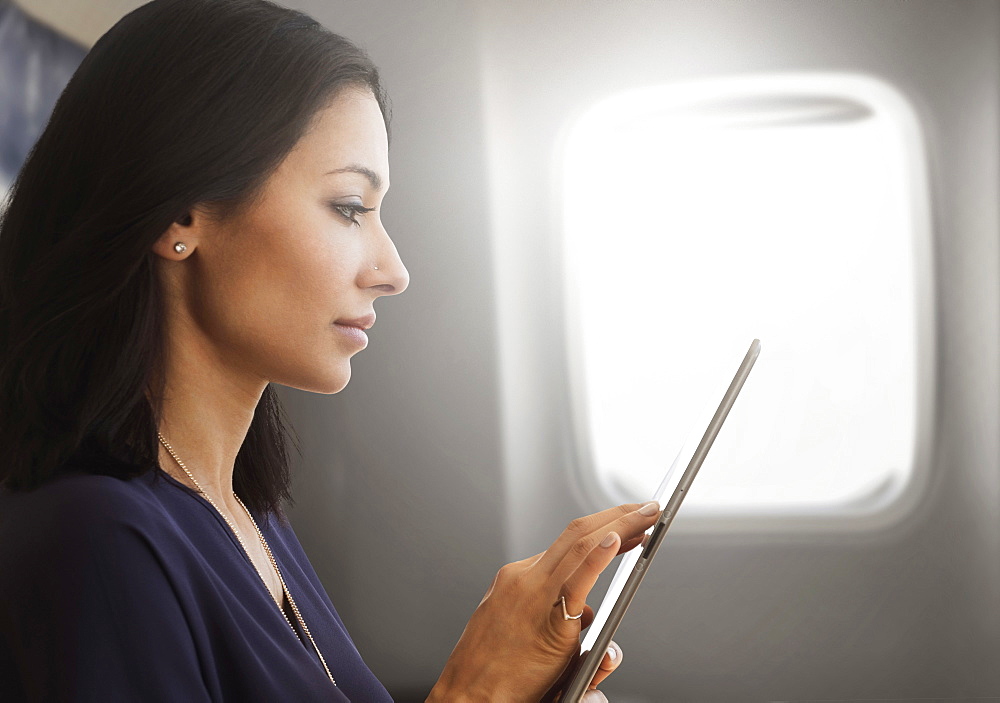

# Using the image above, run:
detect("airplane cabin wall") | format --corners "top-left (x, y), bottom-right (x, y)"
top-left (11, 0), bottom-right (1000, 700)
top-left (481, 1), bottom-right (1000, 700)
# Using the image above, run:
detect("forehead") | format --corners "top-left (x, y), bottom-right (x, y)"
top-left (286, 87), bottom-right (389, 185)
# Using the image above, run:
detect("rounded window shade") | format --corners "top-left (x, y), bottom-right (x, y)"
top-left (561, 74), bottom-right (932, 520)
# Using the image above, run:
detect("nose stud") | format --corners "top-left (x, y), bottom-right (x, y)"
top-left (373, 265), bottom-right (379, 270)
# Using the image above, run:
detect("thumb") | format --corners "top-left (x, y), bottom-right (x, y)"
top-left (581, 691), bottom-right (608, 702)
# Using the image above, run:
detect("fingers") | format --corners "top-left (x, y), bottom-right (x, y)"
top-left (588, 641), bottom-right (622, 689)
top-left (536, 503), bottom-right (645, 574)
top-left (554, 531), bottom-right (621, 621)
top-left (619, 532), bottom-right (646, 555)
top-left (548, 502), bottom-right (660, 589)
top-left (581, 691), bottom-right (608, 702)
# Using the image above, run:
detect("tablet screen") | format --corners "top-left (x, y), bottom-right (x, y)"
top-left (570, 339), bottom-right (761, 694)
top-left (580, 407), bottom-right (703, 653)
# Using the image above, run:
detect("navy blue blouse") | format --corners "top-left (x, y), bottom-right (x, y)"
top-left (0, 466), bottom-right (394, 702)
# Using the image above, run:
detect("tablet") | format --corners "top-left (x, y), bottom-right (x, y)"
top-left (561, 338), bottom-right (761, 703)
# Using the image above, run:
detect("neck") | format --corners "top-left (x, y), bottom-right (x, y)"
top-left (154, 339), bottom-right (265, 506)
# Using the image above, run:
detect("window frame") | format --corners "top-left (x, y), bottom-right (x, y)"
top-left (556, 72), bottom-right (938, 534)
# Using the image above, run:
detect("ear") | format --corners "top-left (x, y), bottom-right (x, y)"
top-left (151, 208), bottom-right (207, 260)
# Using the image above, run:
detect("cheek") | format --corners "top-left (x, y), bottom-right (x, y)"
top-left (285, 245), bottom-right (356, 318)
top-left (255, 236), bottom-right (363, 352)
top-left (200, 233), bottom-right (344, 343)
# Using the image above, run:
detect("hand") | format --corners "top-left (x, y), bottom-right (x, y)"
top-left (427, 501), bottom-right (660, 702)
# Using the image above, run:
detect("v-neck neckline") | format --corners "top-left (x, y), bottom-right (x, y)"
top-left (155, 467), bottom-right (302, 637)
top-left (152, 466), bottom-right (339, 684)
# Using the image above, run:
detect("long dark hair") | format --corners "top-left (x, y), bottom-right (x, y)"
top-left (0, 0), bottom-right (390, 520)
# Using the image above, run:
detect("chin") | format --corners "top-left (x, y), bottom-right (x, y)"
top-left (281, 362), bottom-right (352, 395)
top-left (326, 376), bottom-right (352, 394)
top-left (317, 369), bottom-right (352, 395)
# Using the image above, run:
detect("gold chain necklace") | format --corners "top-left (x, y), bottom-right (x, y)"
top-left (157, 432), bottom-right (337, 687)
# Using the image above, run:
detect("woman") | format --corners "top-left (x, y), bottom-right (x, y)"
top-left (0, 1), bottom-right (660, 700)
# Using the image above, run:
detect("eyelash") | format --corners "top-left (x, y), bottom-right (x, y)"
top-left (331, 202), bottom-right (376, 226)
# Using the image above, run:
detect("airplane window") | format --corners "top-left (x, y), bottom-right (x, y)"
top-left (561, 74), bottom-right (933, 525)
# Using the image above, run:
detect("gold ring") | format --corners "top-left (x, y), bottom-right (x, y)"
top-left (556, 595), bottom-right (583, 620)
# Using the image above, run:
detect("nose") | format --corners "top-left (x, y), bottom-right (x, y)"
top-left (364, 224), bottom-right (409, 297)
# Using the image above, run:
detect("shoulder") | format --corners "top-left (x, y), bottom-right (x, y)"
top-left (0, 470), bottom-right (193, 613)
top-left (0, 469), bottom-right (180, 566)
top-left (0, 473), bottom-right (214, 701)
top-left (2, 469), bottom-right (164, 527)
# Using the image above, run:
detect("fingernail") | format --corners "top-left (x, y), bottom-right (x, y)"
top-left (600, 532), bottom-right (618, 548)
top-left (581, 691), bottom-right (608, 703)
top-left (639, 500), bottom-right (660, 516)
top-left (606, 643), bottom-right (618, 661)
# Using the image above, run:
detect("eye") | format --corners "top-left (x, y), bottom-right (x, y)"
top-left (330, 202), bottom-right (376, 226)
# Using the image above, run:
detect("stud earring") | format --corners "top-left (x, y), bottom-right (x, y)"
top-left (174, 242), bottom-right (187, 254)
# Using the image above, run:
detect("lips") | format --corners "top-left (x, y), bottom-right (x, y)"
top-left (334, 313), bottom-right (376, 330)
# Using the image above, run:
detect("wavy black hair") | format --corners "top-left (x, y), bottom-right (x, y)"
top-left (0, 0), bottom-right (390, 519)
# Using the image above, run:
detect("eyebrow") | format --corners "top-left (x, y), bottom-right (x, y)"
top-left (325, 165), bottom-right (383, 191)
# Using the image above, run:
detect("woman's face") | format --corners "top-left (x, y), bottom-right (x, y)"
top-left (160, 87), bottom-right (408, 395)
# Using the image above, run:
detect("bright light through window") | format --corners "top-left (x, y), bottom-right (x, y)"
top-left (562, 74), bottom-right (931, 518)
